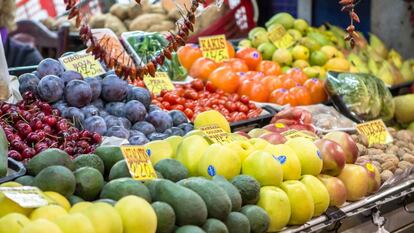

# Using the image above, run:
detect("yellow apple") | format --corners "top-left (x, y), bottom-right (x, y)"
top-left (280, 180), bottom-right (314, 225)
top-left (227, 141), bottom-right (255, 163)
top-left (242, 151), bottom-right (283, 186)
top-left (257, 186), bottom-right (291, 231)
top-left (300, 175), bottom-right (329, 217)
top-left (285, 137), bottom-right (323, 175)
top-left (264, 144), bottom-right (301, 180)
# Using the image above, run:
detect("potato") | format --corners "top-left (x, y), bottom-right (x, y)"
top-left (147, 20), bottom-right (175, 32)
top-left (104, 14), bottom-right (127, 36)
top-left (128, 3), bottom-right (143, 19)
top-left (89, 13), bottom-right (107, 28)
top-left (168, 8), bottom-right (181, 21)
top-left (129, 13), bottom-right (167, 31)
top-left (124, 19), bottom-right (132, 30)
top-left (110, 3), bottom-right (130, 20)
top-left (149, 4), bottom-right (166, 14)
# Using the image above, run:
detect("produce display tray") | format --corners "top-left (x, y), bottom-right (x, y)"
top-left (230, 105), bottom-right (278, 132)
top-left (280, 173), bottom-right (414, 233)
top-left (0, 158), bottom-right (27, 184)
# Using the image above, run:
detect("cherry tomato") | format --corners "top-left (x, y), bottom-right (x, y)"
top-left (184, 108), bottom-right (194, 119)
top-left (172, 105), bottom-right (185, 111)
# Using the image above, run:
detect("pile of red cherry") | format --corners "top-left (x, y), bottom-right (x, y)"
top-left (0, 92), bottom-right (102, 161)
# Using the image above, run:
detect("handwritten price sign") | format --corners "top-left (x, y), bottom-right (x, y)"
top-left (143, 72), bottom-right (175, 95)
top-left (356, 119), bottom-right (393, 147)
top-left (120, 145), bottom-right (157, 181)
top-left (59, 50), bottom-right (105, 77)
top-left (199, 35), bottom-right (230, 62)
top-left (267, 24), bottom-right (295, 49)
top-left (0, 187), bottom-right (50, 208)
top-left (200, 124), bottom-right (233, 144)
top-left (281, 129), bottom-right (318, 141)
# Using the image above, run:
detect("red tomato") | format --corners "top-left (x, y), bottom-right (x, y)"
top-left (268, 88), bottom-right (297, 106)
top-left (261, 75), bottom-right (284, 92)
top-left (287, 68), bottom-right (309, 84)
top-left (303, 78), bottom-right (327, 104)
top-left (236, 47), bottom-right (263, 70)
top-left (177, 44), bottom-right (203, 71)
top-left (237, 80), bottom-right (269, 102)
top-left (189, 57), bottom-right (218, 81)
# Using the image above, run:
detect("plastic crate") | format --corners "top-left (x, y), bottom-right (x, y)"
top-left (0, 158), bottom-right (27, 184)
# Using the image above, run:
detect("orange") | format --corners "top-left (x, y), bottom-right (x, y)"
top-left (261, 75), bottom-right (283, 91)
top-left (269, 88), bottom-right (297, 106)
top-left (208, 67), bottom-right (240, 93)
top-left (237, 80), bottom-right (269, 102)
top-left (236, 47), bottom-right (263, 70)
top-left (177, 44), bottom-right (203, 71)
top-left (289, 86), bottom-right (312, 106)
top-left (189, 57), bottom-right (218, 81)
top-left (287, 68), bottom-right (309, 85)
top-left (226, 41), bottom-right (236, 58)
top-left (256, 61), bottom-right (281, 76)
top-left (303, 78), bottom-right (327, 103)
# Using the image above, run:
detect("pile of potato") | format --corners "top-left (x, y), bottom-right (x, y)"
top-left (353, 128), bottom-right (414, 184)
top-left (41, 0), bottom-right (226, 36)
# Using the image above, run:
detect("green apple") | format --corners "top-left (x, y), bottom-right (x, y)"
top-left (282, 66), bottom-right (291, 73)
top-left (227, 141), bottom-right (255, 163)
top-left (292, 59), bottom-right (310, 69)
top-left (285, 137), bottom-right (323, 175)
top-left (248, 27), bottom-right (267, 40)
top-left (265, 12), bottom-right (295, 29)
top-left (300, 175), bottom-right (330, 217)
top-left (242, 150), bottom-right (283, 186)
top-left (272, 48), bottom-right (293, 66)
top-left (175, 135), bottom-right (210, 176)
top-left (264, 144), bottom-right (301, 180)
top-left (287, 29), bottom-right (302, 41)
top-left (267, 23), bottom-right (283, 33)
top-left (257, 186), bottom-right (291, 231)
top-left (258, 42), bottom-right (277, 60)
top-left (303, 66), bottom-right (320, 78)
top-left (293, 19), bottom-right (309, 34)
top-left (337, 164), bottom-right (369, 201)
top-left (280, 180), bottom-right (314, 225)
top-left (238, 39), bottom-right (252, 48)
top-left (251, 31), bottom-right (269, 48)
top-left (300, 37), bottom-right (321, 52)
top-left (164, 135), bottom-right (183, 157)
top-left (310, 51), bottom-right (328, 66)
top-left (291, 45), bottom-right (310, 60)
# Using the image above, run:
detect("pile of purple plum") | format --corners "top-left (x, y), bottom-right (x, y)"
top-left (18, 58), bottom-right (193, 145)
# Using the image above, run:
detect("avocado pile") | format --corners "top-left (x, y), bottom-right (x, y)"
top-left (15, 147), bottom-right (271, 233)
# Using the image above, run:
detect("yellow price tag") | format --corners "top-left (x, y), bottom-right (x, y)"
top-left (267, 25), bottom-right (295, 49)
top-left (356, 119), bottom-right (393, 147)
top-left (0, 187), bottom-right (50, 208)
top-left (200, 124), bottom-right (233, 145)
top-left (199, 35), bottom-right (229, 62)
top-left (143, 72), bottom-right (175, 95)
top-left (120, 146), bottom-right (157, 181)
top-left (366, 163), bottom-right (375, 172)
top-left (59, 50), bottom-right (106, 77)
top-left (281, 129), bottom-right (318, 141)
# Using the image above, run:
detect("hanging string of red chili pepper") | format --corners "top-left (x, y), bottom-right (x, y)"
top-left (339, 0), bottom-right (361, 48)
top-left (63, 0), bottom-right (204, 80)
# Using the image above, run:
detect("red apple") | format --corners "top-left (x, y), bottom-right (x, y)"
top-left (315, 139), bottom-right (346, 176)
top-left (355, 161), bottom-right (381, 194)
top-left (323, 131), bottom-right (359, 163)
top-left (337, 164), bottom-right (369, 201)
top-left (317, 174), bottom-right (348, 207)
top-left (263, 123), bottom-right (290, 134)
top-left (259, 132), bottom-right (286, 145)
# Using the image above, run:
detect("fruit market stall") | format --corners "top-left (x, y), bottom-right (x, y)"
top-left (2, 1), bottom-right (414, 233)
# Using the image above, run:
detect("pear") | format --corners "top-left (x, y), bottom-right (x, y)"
top-left (251, 31), bottom-right (270, 48)
top-left (238, 39), bottom-right (252, 48)
top-left (378, 61), bottom-right (394, 86)
top-left (368, 58), bottom-right (380, 76)
top-left (394, 94), bottom-right (414, 124)
top-left (388, 49), bottom-right (403, 69)
top-left (347, 53), bottom-right (369, 73)
top-left (300, 37), bottom-right (321, 52)
top-left (369, 33), bottom-right (388, 59)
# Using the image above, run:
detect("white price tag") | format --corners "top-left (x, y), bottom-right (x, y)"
top-left (0, 186), bottom-right (49, 208)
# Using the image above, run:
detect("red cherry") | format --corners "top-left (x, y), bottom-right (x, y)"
top-left (92, 133), bottom-right (102, 143)
top-left (64, 147), bottom-right (74, 155)
top-left (22, 147), bottom-right (36, 159)
top-left (34, 142), bottom-right (48, 153)
top-left (43, 115), bottom-right (57, 126)
top-left (8, 150), bottom-right (23, 161)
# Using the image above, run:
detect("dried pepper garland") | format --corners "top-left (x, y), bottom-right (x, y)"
top-left (339, 0), bottom-right (361, 48)
top-left (64, 0), bottom-right (204, 80)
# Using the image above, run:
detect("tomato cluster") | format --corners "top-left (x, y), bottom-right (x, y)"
top-left (152, 79), bottom-right (263, 122)
top-left (179, 44), bottom-right (327, 106)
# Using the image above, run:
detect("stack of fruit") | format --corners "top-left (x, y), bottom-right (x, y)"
top-left (178, 43), bottom-right (327, 105)
top-left (18, 58), bottom-right (194, 145)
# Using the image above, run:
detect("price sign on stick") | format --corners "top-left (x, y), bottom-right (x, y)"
top-left (267, 24), bottom-right (295, 49)
top-left (200, 124), bottom-right (233, 144)
top-left (0, 186), bottom-right (50, 208)
top-left (281, 129), bottom-right (318, 141)
top-left (143, 72), bottom-right (175, 95)
top-left (120, 145), bottom-right (157, 181)
top-left (199, 35), bottom-right (230, 62)
top-left (356, 119), bottom-right (393, 147)
top-left (59, 50), bottom-right (105, 77)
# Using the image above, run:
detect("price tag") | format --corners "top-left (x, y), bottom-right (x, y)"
top-left (200, 124), bottom-right (233, 144)
top-left (267, 24), bottom-right (295, 49)
top-left (356, 119), bottom-right (393, 147)
top-left (199, 34), bottom-right (230, 62)
top-left (59, 50), bottom-right (105, 77)
top-left (281, 129), bottom-right (318, 141)
top-left (120, 145), bottom-right (157, 181)
top-left (143, 72), bottom-right (175, 95)
top-left (0, 187), bottom-right (49, 208)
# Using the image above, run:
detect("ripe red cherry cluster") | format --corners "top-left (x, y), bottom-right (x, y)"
top-left (152, 79), bottom-right (263, 122)
top-left (0, 92), bottom-right (102, 161)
